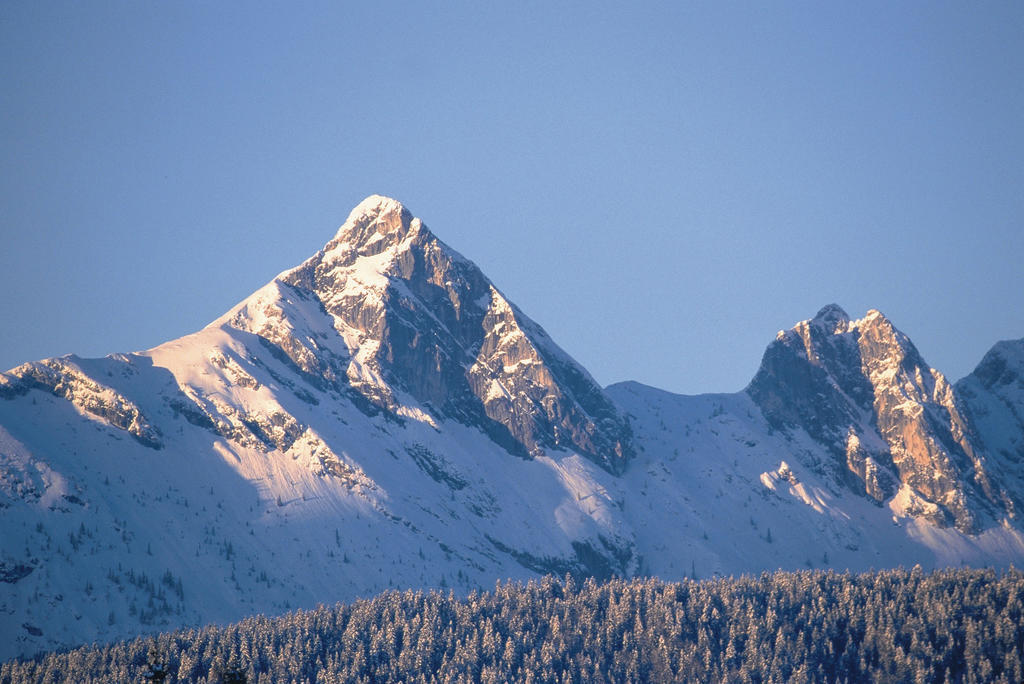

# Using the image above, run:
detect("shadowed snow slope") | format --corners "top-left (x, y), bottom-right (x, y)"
top-left (1, 198), bottom-right (1022, 660)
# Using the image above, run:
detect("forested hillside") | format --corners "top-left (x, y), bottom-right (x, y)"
top-left (3, 568), bottom-right (1023, 683)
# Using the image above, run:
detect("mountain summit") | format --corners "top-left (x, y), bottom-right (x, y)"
top-left (748, 306), bottom-right (1007, 532)
top-left (226, 195), bottom-right (633, 472)
top-left (1, 197), bottom-right (1022, 660)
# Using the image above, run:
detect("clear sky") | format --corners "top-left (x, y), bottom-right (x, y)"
top-left (2, 2), bottom-right (1022, 394)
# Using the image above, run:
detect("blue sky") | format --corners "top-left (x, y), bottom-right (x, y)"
top-left (2, 2), bottom-right (1022, 394)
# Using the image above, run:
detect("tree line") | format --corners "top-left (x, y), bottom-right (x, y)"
top-left (3, 566), bottom-right (1023, 683)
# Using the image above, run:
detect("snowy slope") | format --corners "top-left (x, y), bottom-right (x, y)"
top-left (2, 197), bottom-right (1023, 661)
top-left (608, 382), bottom-right (1024, 580)
top-left (956, 338), bottom-right (1024, 518)
top-left (0, 196), bottom-right (635, 659)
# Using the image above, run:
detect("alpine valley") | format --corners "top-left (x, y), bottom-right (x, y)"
top-left (2, 196), bottom-right (1023, 661)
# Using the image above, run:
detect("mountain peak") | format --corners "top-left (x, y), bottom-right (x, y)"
top-left (749, 303), bottom-right (1002, 532)
top-left (243, 196), bottom-right (634, 474)
top-left (855, 308), bottom-right (890, 328)
top-left (811, 304), bottom-right (851, 334)
top-left (329, 195), bottom-right (419, 249)
top-left (966, 337), bottom-right (1024, 390)
top-left (347, 194), bottom-right (408, 222)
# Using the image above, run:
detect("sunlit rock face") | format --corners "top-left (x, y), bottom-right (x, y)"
top-left (265, 196), bottom-right (633, 473)
top-left (748, 305), bottom-right (1004, 533)
top-left (1, 357), bottom-right (163, 449)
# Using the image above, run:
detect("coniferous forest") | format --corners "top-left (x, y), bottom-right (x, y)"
top-left (3, 568), bottom-right (1023, 683)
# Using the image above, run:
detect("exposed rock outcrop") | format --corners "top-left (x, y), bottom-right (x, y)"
top-left (3, 358), bottom-right (162, 449)
top-left (257, 196), bottom-right (633, 473)
top-left (748, 305), bottom-right (1003, 532)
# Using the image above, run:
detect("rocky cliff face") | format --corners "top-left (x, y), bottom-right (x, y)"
top-left (234, 196), bottom-right (632, 473)
top-left (747, 305), bottom-right (1005, 532)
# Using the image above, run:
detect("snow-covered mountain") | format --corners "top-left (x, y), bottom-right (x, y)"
top-left (747, 304), bottom-right (1011, 533)
top-left (956, 338), bottom-right (1024, 520)
top-left (2, 196), bottom-right (1022, 660)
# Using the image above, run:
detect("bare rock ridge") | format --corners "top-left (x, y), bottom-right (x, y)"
top-left (0, 356), bottom-right (162, 449)
top-left (748, 304), bottom-right (1010, 532)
